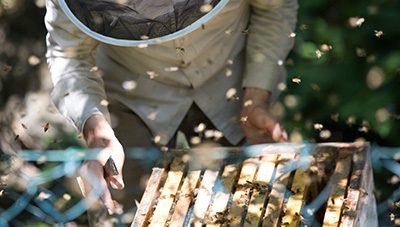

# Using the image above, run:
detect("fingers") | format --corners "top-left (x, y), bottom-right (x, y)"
top-left (80, 160), bottom-right (119, 215)
top-left (272, 123), bottom-right (289, 143)
top-left (109, 175), bottom-right (125, 190)
top-left (100, 181), bottom-right (116, 215)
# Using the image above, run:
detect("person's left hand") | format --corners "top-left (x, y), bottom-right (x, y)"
top-left (240, 87), bottom-right (288, 144)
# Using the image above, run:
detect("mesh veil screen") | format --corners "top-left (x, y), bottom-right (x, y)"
top-left (65, 0), bottom-right (220, 40)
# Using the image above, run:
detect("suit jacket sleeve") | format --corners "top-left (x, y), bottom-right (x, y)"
top-left (242, 0), bottom-right (298, 92)
top-left (45, 0), bottom-right (110, 133)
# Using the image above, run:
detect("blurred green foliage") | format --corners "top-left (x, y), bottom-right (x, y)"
top-left (282, 0), bottom-right (400, 146)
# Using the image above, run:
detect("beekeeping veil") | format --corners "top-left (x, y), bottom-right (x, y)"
top-left (58, 0), bottom-right (228, 46)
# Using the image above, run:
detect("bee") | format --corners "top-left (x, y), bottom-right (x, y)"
top-left (299, 24), bottom-right (308, 31)
top-left (356, 48), bottom-right (367, 57)
top-left (63, 92), bottom-right (70, 97)
top-left (38, 191), bottom-right (51, 201)
top-left (358, 125), bottom-right (369, 133)
top-left (21, 123), bottom-right (27, 129)
top-left (122, 80), bottom-right (137, 90)
top-left (226, 59), bottom-right (233, 65)
top-left (288, 32), bottom-right (296, 38)
top-left (321, 44), bottom-right (333, 52)
top-left (140, 35), bottom-right (149, 40)
top-left (100, 99), bottom-right (109, 106)
top-left (153, 135), bottom-right (161, 144)
top-left (43, 123), bottom-right (50, 132)
top-left (346, 115), bottom-right (356, 126)
top-left (176, 47), bottom-right (185, 55)
top-left (330, 113), bottom-right (339, 122)
top-left (292, 77), bottom-right (301, 84)
top-left (360, 188), bottom-right (368, 196)
top-left (225, 88), bottom-right (239, 101)
top-left (374, 30), bottom-right (384, 38)
top-left (0, 189), bottom-right (4, 197)
top-left (28, 55), bottom-right (41, 66)
top-left (146, 71), bottom-right (159, 79)
top-left (200, 4), bottom-right (213, 13)
top-left (138, 43), bottom-right (148, 48)
top-left (243, 100), bottom-right (253, 107)
top-left (225, 29), bottom-right (234, 35)
top-left (311, 83), bottom-right (320, 92)
top-left (77, 133), bottom-right (83, 139)
top-left (201, 24), bottom-right (205, 30)
top-left (240, 116), bottom-right (248, 123)
top-left (164, 66), bottom-right (179, 72)
top-left (313, 123), bottom-right (323, 131)
top-left (90, 66), bottom-right (98, 72)
top-left (225, 68), bottom-right (232, 77)
top-left (390, 213), bottom-right (395, 221)
top-left (14, 135), bottom-right (19, 141)
top-left (241, 29), bottom-right (250, 35)
top-left (356, 17), bottom-right (365, 27)
top-left (37, 155), bottom-right (47, 165)
top-left (147, 111), bottom-right (157, 121)
top-left (315, 49), bottom-right (323, 58)
top-left (3, 65), bottom-right (12, 73)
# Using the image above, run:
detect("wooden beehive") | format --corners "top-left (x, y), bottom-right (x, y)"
top-left (131, 142), bottom-right (377, 227)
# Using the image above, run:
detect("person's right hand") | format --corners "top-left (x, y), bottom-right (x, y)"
top-left (81, 114), bottom-right (125, 215)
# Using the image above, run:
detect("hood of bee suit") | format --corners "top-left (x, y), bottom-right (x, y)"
top-left (58, 0), bottom-right (228, 47)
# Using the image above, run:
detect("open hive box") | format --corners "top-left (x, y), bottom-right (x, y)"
top-left (131, 142), bottom-right (377, 227)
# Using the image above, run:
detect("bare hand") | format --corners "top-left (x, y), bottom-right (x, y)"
top-left (80, 114), bottom-right (125, 215)
top-left (240, 88), bottom-right (288, 144)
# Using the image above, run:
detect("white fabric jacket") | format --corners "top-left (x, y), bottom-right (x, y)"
top-left (45, 0), bottom-right (298, 145)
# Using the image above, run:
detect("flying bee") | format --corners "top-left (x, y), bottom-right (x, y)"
top-left (360, 188), bottom-right (368, 196)
top-left (315, 49), bottom-right (323, 58)
top-left (225, 68), bottom-right (232, 77)
top-left (374, 30), bottom-right (384, 38)
top-left (43, 123), bottom-right (50, 132)
top-left (100, 99), bottom-right (109, 106)
top-left (200, 4), bottom-right (213, 13)
top-left (313, 123), bottom-right (323, 131)
top-left (356, 17), bottom-right (365, 27)
top-left (3, 65), bottom-right (12, 73)
top-left (225, 29), bottom-right (234, 35)
top-left (240, 116), bottom-right (248, 123)
top-left (138, 43), bottom-right (148, 48)
top-left (140, 35), bottom-right (149, 40)
top-left (288, 32), bottom-right (296, 38)
top-left (299, 24), bottom-right (308, 31)
top-left (292, 77), bottom-right (301, 84)
top-left (321, 44), bottom-right (333, 52)
top-left (226, 88), bottom-right (239, 101)
top-left (241, 29), bottom-right (250, 35)
top-left (21, 123), bottom-right (27, 129)
top-left (331, 113), bottom-right (339, 122)
top-left (90, 66), bottom-right (98, 72)
top-left (176, 47), bottom-right (185, 55)
top-left (164, 66), bottom-right (179, 72)
top-left (146, 71), bottom-right (159, 79)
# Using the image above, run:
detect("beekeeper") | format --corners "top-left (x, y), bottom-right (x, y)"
top-left (45, 0), bottom-right (297, 225)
